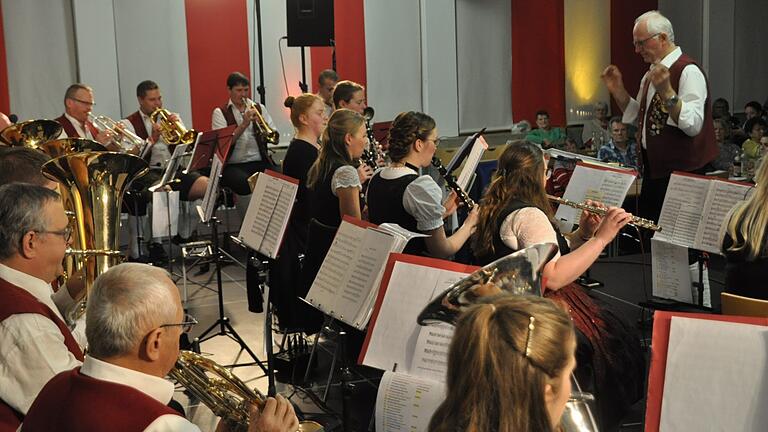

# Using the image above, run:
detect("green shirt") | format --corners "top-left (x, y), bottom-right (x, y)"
top-left (526, 127), bottom-right (566, 147)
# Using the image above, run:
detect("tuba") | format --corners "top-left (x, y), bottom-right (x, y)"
top-left (242, 97), bottom-right (280, 144)
top-left (150, 108), bottom-right (198, 145)
top-left (42, 151), bottom-right (148, 318)
top-left (0, 119), bottom-right (63, 148)
top-left (171, 350), bottom-right (324, 432)
top-left (416, 243), bottom-right (599, 432)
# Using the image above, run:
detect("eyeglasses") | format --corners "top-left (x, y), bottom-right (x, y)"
top-left (69, 97), bottom-right (96, 107)
top-left (160, 314), bottom-right (198, 333)
top-left (633, 33), bottom-right (660, 48)
top-left (36, 226), bottom-right (73, 242)
top-left (422, 137), bottom-right (441, 147)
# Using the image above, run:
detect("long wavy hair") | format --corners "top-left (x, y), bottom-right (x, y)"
top-left (725, 161), bottom-right (768, 260)
top-left (428, 294), bottom-right (575, 432)
top-left (306, 109), bottom-right (364, 189)
top-left (472, 140), bottom-right (553, 258)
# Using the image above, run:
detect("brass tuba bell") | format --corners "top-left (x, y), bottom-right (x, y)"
top-left (0, 119), bottom-right (63, 149)
top-left (150, 108), bottom-right (198, 145)
top-left (42, 151), bottom-right (148, 318)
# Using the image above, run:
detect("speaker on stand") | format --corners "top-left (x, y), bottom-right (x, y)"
top-left (286, 0), bottom-right (335, 93)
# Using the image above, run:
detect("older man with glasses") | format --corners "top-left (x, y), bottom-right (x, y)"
top-left (21, 263), bottom-right (298, 432)
top-left (54, 83), bottom-right (113, 146)
top-left (0, 183), bottom-right (86, 430)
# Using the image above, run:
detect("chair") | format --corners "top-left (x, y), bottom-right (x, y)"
top-left (720, 292), bottom-right (768, 318)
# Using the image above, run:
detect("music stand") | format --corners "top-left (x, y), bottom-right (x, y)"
top-left (149, 144), bottom-right (188, 274)
top-left (184, 125), bottom-right (236, 174)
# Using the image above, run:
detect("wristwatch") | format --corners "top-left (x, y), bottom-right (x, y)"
top-left (663, 94), bottom-right (679, 112)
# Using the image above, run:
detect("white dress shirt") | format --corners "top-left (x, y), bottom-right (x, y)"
top-left (211, 99), bottom-right (277, 164)
top-left (79, 356), bottom-right (201, 431)
top-left (622, 46), bottom-right (708, 148)
top-left (0, 263), bottom-right (83, 415)
top-left (58, 113), bottom-right (96, 140)
top-left (120, 111), bottom-right (172, 169)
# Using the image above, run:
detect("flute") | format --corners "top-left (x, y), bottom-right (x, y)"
top-left (548, 195), bottom-right (662, 232)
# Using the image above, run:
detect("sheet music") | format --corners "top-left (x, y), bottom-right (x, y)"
top-left (362, 260), bottom-right (469, 376)
top-left (651, 238), bottom-right (692, 303)
top-left (694, 181), bottom-right (753, 254)
top-left (238, 172), bottom-right (298, 258)
top-left (375, 371), bottom-right (446, 432)
top-left (151, 191), bottom-right (179, 237)
top-left (456, 135), bottom-right (488, 191)
top-left (200, 154), bottom-right (223, 223)
top-left (345, 228), bottom-right (399, 328)
top-left (654, 174), bottom-right (710, 248)
top-left (555, 163), bottom-right (636, 231)
top-left (660, 317), bottom-right (768, 431)
top-left (410, 323), bottom-right (454, 382)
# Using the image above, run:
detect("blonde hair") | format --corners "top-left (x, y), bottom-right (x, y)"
top-left (306, 109), bottom-right (364, 189)
top-left (725, 162), bottom-right (768, 260)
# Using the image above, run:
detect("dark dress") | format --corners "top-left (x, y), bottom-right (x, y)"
top-left (270, 139), bottom-right (319, 330)
top-left (474, 200), bottom-right (645, 431)
top-left (722, 230), bottom-right (768, 300)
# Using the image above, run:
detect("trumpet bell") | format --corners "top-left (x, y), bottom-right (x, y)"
top-left (417, 242), bottom-right (558, 326)
top-left (0, 119), bottom-right (63, 148)
top-left (150, 108), bottom-right (198, 145)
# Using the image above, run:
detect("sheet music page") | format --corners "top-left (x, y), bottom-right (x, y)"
top-left (151, 191), bottom-right (179, 237)
top-left (651, 238), bottom-right (692, 302)
top-left (654, 174), bottom-right (710, 248)
top-left (375, 371), bottom-right (446, 432)
top-left (410, 323), bottom-right (454, 382)
top-left (238, 173), bottom-right (272, 253)
top-left (555, 163), bottom-right (636, 231)
top-left (362, 261), bottom-right (469, 375)
top-left (660, 317), bottom-right (768, 431)
top-left (201, 155), bottom-right (223, 223)
top-left (305, 221), bottom-right (366, 318)
top-left (456, 135), bottom-right (488, 191)
top-left (694, 180), bottom-right (753, 254)
top-left (260, 177), bottom-right (297, 258)
top-left (344, 228), bottom-right (398, 328)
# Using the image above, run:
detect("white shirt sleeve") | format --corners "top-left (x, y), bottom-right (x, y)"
top-left (667, 64), bottom-right (707, 136)
top-left (0, 314), bottom-right (82, 414)
top-left (258, 102), bottom-right (278, 132)
top-left (499, 207), bottom-right (561, 261)
top-left (144, 414), bottom-right (202, 432)
top-left (211, 107), bottom-right (227, 130)
top-left (403, 176), bottom-right (445, 231)
top-left (622, 73), bottom-right (646, 125)
top-left (51, 285), bottom-right (76, 318)
top-left (331, 165), bottom-right (362, 196)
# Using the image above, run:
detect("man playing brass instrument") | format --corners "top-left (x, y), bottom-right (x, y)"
top-left (0, 183), bottom-right (85, 430)
top-left (54, 84), bottom-right (113, 146)
top-left (21, 263), bottom-right (298, 432)
top-left (211, 72), bottom-right (279, 218)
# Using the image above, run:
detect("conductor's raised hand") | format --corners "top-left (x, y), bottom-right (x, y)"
top-left (648, 63), bottom-right (673, 99)
top-left (601, 65), bottom-right (625, 94)
top-left (593, 207), bottom-right (632, 246)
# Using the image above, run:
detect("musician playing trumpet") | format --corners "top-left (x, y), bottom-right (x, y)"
top-left (55, 84), bottom-right (113, 145)
top-left (471, 140), bottom-right (645, 430)
top-left (366, 111), bottom-right (477, 259)
top-left (211, 72), bottom-right (279, 218)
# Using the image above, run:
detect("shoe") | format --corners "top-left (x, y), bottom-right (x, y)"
top-left (148, 242), bottom-right (168, 264)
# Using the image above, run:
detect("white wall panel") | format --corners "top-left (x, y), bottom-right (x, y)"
top-left (456, 0), bottom-right (511, 132)
top-left (3, 0), bottom-right (77, 120)
top-left (113, 0), bottom-right (192, 125)
top-left (421, 0), bottom-right (459, 137)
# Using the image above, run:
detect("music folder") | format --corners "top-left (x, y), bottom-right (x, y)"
top-left (184, 125), bottom-right (236, 173)
top-left (446, 127), bottom-right (485, 175)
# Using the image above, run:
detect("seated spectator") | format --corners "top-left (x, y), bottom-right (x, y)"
top-left (526, 110), bottom-right (566, 149)
top-left (597, 117), bottom-right (638, 169)
top-left (712, 97), bottom-right (740, 131)
top-left (741, 117), bottom-right (767, 159)
top-left (712, 117), bottom-right (741, 171)
top-left (581, 101), bottom-right (610, 147)
top-left (742, 101), bottom-right (764, 131)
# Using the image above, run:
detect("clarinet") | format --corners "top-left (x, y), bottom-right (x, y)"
top-left (360, 149), bottom-right (378, 171)
top-left (363, 107), bottom-right (384, 167)
top-left (431, 156), bottom-right (475, 210)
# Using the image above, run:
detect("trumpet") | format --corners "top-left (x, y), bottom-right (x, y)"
top-left (88, 113), bottom-right (149, 155)
top-left (548, 195), bottom-right (662, 232)
top-left (149, 108), bottom-right (197, 145)
top-left (242, 97), bottom-right (280, 144)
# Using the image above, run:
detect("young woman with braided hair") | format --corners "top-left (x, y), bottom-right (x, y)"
top-left (365, 111), bottom-right (477, 258)
top-left (429, 294), bottom-right (577, 432)
top-left (471, 140), bottom-right (645, 430)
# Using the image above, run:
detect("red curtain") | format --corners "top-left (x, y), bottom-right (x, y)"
top-left (184, 0), bottom-right (251, 129)
top-left (609, 1), bottom-right (658, 114)
top-left (310, 0), bottom-right (367, 92)
top-left (511, 0), bottom-right (566, 126)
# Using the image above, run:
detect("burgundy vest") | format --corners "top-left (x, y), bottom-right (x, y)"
top-left (0, 278), bottom-right (84, 431)
top-left (126, 111), bottom-right (150, 140)
top-left (640, 54), bottom-right (717, 179)
top-left (54, 114), bottom-right (81, 138)
top-left (21, 368), bottom-right (181, 432)
top-left (220, 102), bottom-right (272, 164)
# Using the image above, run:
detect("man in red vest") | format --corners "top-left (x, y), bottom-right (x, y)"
top-left (602, 10), bottom-right (717, 222)
top-left (0, 183), bottom-right (85, 431)
top-left (54, 84), bottom-right (113, 146)
top-left (21, 263), bottom-right (299, 432)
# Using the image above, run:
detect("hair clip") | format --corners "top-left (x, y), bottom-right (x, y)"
top-left (524, 316), bottom-right (535, 358)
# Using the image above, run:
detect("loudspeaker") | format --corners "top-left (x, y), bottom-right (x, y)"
top-left (286, 0), bottom-right (334, 47)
